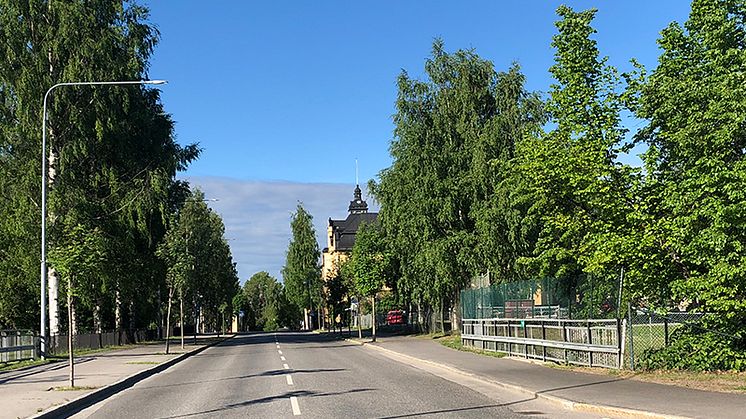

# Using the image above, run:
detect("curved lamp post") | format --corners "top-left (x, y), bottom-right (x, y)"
top-left (40, 79), bottom-right (167, 358)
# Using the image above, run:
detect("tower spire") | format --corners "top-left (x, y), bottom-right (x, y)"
top-left (349, 158), bottom-right (368, 214)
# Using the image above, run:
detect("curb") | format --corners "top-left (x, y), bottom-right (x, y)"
top-left (353, 339), bottom-right (689, 419)
top-left (31, 335), bottom-right (235, 419)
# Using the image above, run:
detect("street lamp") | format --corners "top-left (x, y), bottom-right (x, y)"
top-left (40, 79), bottom-right (167, 358)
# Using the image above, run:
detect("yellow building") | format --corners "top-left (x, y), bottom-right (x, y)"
top-left (321, 185), bottom-right (378, 280)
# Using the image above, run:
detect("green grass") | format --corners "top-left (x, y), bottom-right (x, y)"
top-left (436, 334), bottom-right (506, 358)
top-left (628, 323), bottom-right (683, 356)
top-left (52, 385), bottom-right (98, 391)
top-left (0, 340), bottom-right (169, 372)
top-left (0, 357), bottom-right (59, 372)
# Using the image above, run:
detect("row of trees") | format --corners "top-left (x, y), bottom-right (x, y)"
top-left (352, 1), bottom-right (741, 368)
top-left (232, 271), bottom-right (300, 331)
top-left (241, 204), bottom-right (392, 336)
top-left (0, 1), bottom-right (238, 341)
top-left (229, 1), bottom-right (746, 368)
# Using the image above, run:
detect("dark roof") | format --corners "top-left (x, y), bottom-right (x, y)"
top-left (329, 185), bottom-right (378, 252)
top-left (332, 212), bottom-right (378, 251)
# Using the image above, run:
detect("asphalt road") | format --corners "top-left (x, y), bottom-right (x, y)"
top-left (74, 332), bottom-right (596, 418)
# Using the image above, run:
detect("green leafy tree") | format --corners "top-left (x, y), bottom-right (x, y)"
top-left (634, 0), bottom-right (746, 328)
top-left (281, 204), bottom-right (321, 329)
top-left (243, 271), bottom-right (279, 330)
top-left (373, 40), bottom-right (542, 330)
top-left (512, 6), bottom-right (640, 311)
top-left (0, 0), bottom-right (198, 332)
top-left (158, 189), bottom-right (238, 351)
top-left (347, 221), bottom-right (394, 341)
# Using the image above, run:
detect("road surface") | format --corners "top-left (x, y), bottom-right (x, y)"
top-left (74, 332), bottom-right (597, 418)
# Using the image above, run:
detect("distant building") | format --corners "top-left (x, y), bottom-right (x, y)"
top-left (321, 185), bottom-right (378, 280)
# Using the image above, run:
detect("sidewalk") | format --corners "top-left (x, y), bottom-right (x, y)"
top-left (0, 335), bottom-right (227, 419)
top-left (358, 335), bottom-right (745, 419)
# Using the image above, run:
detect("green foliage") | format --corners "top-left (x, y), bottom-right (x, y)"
top-left (0, 0), bottom-right (199, 330)
top-left (633, 0), bottom-right (746, 325)
top-left (281, 204), bottom-right (321, 312)
top-left (157, 189), bottom-right (239, 329)
top-left (514, 6), bottom-right (639, 293)
top-left (238, 271), bottom-right (301, 331)
top-left (639, 323), bottom-right (746, 372)
top-left (373, 40), bottom-right (542, 309)
top-left (348, 221), bottom-right (393, 297)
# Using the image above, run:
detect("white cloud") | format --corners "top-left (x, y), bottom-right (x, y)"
top-left (182, 176), bottom-right (378, 284)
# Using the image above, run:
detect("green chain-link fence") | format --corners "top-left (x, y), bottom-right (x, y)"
top-left (461, 274), bottom-right (622, 320)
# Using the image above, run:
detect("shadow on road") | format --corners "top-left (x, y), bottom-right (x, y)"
top-left (136, 368), bottom-right (346, 391)
top-left (159, 388), bottom-right (376, 418)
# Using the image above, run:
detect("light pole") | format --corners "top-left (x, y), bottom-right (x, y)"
top-left (40, 79), bottom-right (166, 358)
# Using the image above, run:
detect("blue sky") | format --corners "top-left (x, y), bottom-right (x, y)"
top-left (145, 1), bottom-right (692, 282)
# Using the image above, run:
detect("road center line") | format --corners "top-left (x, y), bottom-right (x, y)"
top-left (278, 350), bottom-right (283, 355)
top-left (281, 356), bottom-right (286, 361)
top-left (283, 363), bottom-right (289, 369)
top-left (290, 396), bottom-right (301, 415)
top-left (286, 374), bottom-right (294, 385)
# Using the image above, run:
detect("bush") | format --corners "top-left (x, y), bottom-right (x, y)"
top-left (638, 323), bottom-right (746, 372)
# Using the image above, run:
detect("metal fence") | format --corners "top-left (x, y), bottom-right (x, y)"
top-left (461, 275), bottom-right (621, 320)
top-left (624, 309), bottom-right (705, 370)
top-left (1, 330), bottom-right (37, 363)
top-left (462, 318), bottom-right (622, 368)
top-left (48, 329), bottom-right (159, 356)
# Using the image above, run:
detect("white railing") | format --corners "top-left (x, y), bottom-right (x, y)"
top-left (462, 318), bottom-right (622, 369)
top-left (0, 330), bottom-right (38, 363)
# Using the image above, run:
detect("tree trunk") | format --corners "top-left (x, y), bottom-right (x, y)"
top-left (48, 268), bottom-right (59, 336)
top-left (67, 276), bottom-right (75, 388)
top-left (157, 288), bottom-right (163, 339)
top-left (180, 292), bottom-right (185, 349)
top-left (193, 298), bottom-right (197, 344)
top-left (115, 289), bottom-right (123, 330)
top-left (438, 298), bottom-right (446, 335)
top-left (115, 288), bottom-right (123, 345)
top-left (371, 295), bottom-right (377, 342)
top-left (165, 287), bottom-right (173, 355)
top-left (93, 297), bottom-right (102, 334)
top-left (70, 296), bottom-right (77, 336)
top-left (451, 288), bottom-right (461, 334)
top-left (129, 299), bottom-right (136, 336)
top-left (357, 296), bottom-right (362, 339)
top-left (417, 300), bottom-right (424, 333)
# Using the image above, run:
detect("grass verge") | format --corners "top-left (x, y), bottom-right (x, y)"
top-left (433, 333), bottom-right (506, 358)
top-left (0, 357), bottom-right (59, 372)
top-left (0, 340), bottom-right (165, 372)
top-left (548, 363), bottom-right (746, 394)
top-left (52, 385), bottom-right (98, 391)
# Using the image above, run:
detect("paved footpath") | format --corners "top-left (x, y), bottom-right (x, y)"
top-left (361, 335), bottom-right (746, 419)
top-left (0, 336), bottom-right (223, 419)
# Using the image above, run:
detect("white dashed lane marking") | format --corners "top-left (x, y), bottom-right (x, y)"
top-left (286, 374), bottom-right (294, 385)
top-left (283, 363), bottom-right (289, 369)
top-left (290, 396), bottom-right (301, 415)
